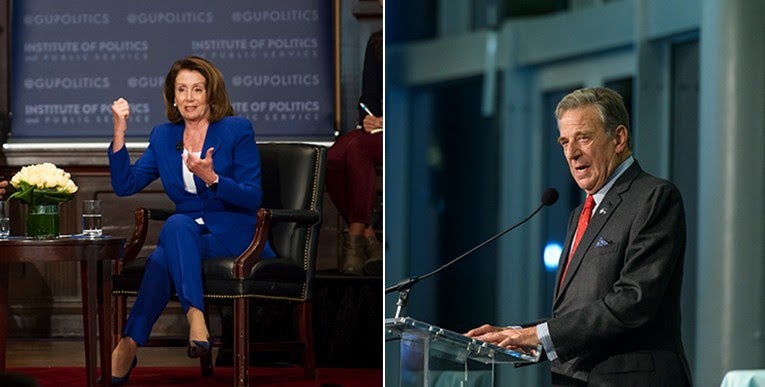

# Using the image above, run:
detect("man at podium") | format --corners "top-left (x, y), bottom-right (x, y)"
top-left (467, 88), bottom-right (692, 386)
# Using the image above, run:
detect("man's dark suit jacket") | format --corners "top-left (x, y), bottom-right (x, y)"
top-left (548, 161), bottom-right (692, 386)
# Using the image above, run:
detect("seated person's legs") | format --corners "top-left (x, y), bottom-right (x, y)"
top-left (326, 130), bottom-right (382, 275)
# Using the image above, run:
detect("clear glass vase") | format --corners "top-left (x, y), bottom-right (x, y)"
top-left (27, 204), bottom-right (60, 239)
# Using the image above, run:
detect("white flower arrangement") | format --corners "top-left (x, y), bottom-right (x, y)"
top-left (8, 163), bottom-right (78, 205)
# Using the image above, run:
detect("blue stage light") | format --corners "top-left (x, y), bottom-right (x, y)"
top-left (544, 242), bottom-right (562, 271)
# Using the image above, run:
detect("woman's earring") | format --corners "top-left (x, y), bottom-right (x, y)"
top-left (173, 102), bottom-right (177, 107)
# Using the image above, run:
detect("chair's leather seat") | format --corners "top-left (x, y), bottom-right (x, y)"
top-left (114, 255), bottom-right (307, 299)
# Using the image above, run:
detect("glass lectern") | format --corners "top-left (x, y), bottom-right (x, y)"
top-left (386, 317), bottom-right (542, 386)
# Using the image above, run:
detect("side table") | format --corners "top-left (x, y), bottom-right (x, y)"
top-left (0, 235), bottom-right (125, 387)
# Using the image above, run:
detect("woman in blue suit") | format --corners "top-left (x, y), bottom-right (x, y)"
top-left (107, 56), bottom-right (275, 384)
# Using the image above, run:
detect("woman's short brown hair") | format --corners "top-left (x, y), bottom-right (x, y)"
top-left (163, 56), bottom-right (235, 123)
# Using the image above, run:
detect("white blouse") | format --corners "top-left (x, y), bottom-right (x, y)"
top-left (181, 149), bottom-right (205, 225)
top-left (182, 149), bottom-right (200, 194)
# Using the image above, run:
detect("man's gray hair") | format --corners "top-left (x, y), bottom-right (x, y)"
top-left (555, 87), bottom-right (631, 148)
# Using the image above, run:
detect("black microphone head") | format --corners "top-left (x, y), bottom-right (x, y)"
top-left (541, 187), bottom-right (559, 206)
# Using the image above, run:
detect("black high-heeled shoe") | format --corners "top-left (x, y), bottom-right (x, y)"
top-left (187, 340), bottom-right (211, 358)
top-left (98, 356), bottom-right (137, 385)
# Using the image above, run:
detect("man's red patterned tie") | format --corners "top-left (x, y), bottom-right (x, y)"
top-left (559, 195), bottom-right (595, 288)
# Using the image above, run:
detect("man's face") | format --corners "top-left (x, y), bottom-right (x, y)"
top-left (557, 106), bottom-right (627, 195)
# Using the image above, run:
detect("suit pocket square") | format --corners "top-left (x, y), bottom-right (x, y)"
top-left (595, 237), bottom-right (611, 247)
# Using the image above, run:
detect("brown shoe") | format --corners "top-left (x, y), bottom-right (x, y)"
top-left (363, 236), bottom-right (383, 276)
top-left (340, 234), bottom-right (366, 276)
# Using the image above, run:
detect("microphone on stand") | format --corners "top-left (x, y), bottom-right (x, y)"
top-left (386, 187), bottom-right (559, 318)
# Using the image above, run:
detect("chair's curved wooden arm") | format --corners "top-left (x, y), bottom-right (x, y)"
top-left (231, 208), bottom-right (322, 278)
top-left (233, 208), bottom-right (272, 278)
top-left (120, 207), bottom-right (150, 272)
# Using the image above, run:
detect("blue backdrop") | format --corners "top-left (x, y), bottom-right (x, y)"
top-left (11, 0), bottom-right (334, 140)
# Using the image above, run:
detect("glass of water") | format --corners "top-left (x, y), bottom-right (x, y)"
top-left (0, 200), bottom-right (9, 238)
top-left (82, 199), bottom-right (102, 238)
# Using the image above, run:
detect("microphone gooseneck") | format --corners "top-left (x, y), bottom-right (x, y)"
top-left (386, 187), bottom-right (559, 297)
top-left (386, 187), bottom-right (558, 318)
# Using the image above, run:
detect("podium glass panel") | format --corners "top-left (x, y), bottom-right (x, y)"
top-left (386, 317), bottom-right (541, 386)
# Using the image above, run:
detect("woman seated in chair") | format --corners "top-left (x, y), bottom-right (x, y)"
top-left (107, 56), bottom-right (275, 385)
top-left (325, 25), bottom-right (383, 276)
